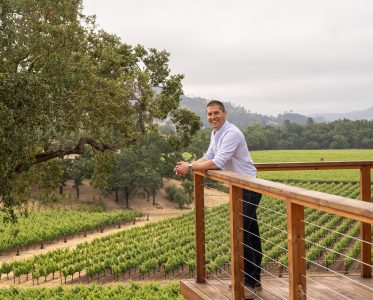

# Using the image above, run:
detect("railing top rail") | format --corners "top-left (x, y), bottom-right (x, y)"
top-left (195, 170), bottom-right (373, 224)
top-left (255, 160), bottom-right (373, 171)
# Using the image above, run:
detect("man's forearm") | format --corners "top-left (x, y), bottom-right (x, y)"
top-left (191, 159), bottom-right (219, 171)
top-left (174, 158), bottom-right (219, 176)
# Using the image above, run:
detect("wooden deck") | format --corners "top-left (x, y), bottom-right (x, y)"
top-left (180, 275), bottom-right (373, 299)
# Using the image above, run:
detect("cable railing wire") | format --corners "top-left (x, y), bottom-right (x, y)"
top-left (301, 274), bottom-right (352, 300)
top-left (240, 198), bottom-right (287, 218)
top-left (240, 212), bottom-right (288, 235)
top-left (241, 256), bottom-right (289, 289)
top-left (241, 227), bottom-right (288, 253)
top-left (202, 231), bottom-right (230, 252)
top-left (196, 179), bottom-right (373, 299)
top-left (302, 255), bottom-right (373, 293)
top-left (241, 266), bottom-right (287, 300)
top-left (241, 241), bottom-right (288, 270)
top-left (203, 265), bottom-right (231, 293)
top-left (301, 218), bottom-right (373, 246)
top-left (201, 252), bottom-right (231, 278)
top-left (240, 282), bottom-right (265, 300)
top-left (203, 242), bottom-right (286, 299)
top-left (301, 237), bottom-right (373, 269)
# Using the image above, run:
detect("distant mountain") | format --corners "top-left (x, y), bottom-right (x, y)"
top-left (310, 107), bottom-right (373, 122)
top-left (181, 96), bottom-right (311, 128)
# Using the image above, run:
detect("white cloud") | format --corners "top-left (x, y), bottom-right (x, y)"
top-left (83, 0), bottom-right (373, 115)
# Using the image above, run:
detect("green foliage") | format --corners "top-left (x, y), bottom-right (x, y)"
top-left (181, 180), bottom-right (194, 199)
top-left (165, 185), bottom-right (178, 202)
top-left (0, 0), bottom-right (201, 212)
top-left (0, 180), bottom-right (366, 284)
top-left (0, 209), bottom-right (143, 252)
top-left (0, 282), bottom-right (184, 300)
top-left (173, 189), bottom-right (191, 209)
top-left (165, 184), bottom-right (191, 208)
top-left (252, 149), bottom-right (373, 182)
top-left (181, 152), bottom-right (194, 162)
top-left (243, 119), bottom-right (373, 150)
top-left (92, 133), bottom-right (176, 207)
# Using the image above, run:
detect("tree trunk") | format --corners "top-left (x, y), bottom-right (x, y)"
top-left (75, 184), bottom-right (80, 199)
top-left (152, 193), bottom-right (156, 205)
top-left (115, 190), bottom-right (119, 203)
top-left (123, 190), bottom-right (129, 209)
top-left (125, 195), bottom-right (129, 209)
top-left (59, 185), bottom-right (64, 194)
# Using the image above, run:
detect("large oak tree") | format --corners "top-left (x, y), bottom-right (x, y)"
top-left (0, 0), bottom-right (201, 213)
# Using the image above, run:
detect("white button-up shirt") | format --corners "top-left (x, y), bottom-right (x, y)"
top-left (203, 120), bottom-right (257, 177)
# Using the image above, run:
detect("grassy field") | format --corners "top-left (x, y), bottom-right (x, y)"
top-left (252, 149), bottom-right (373, 181)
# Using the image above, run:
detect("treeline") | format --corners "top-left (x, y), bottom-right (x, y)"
top-left (244, 119), bottom-right (373, 150)
top-left (183, 119), bottom-right (373, 154)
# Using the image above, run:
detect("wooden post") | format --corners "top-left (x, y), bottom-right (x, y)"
top-left (287, 201), bottom-right (306, 300)
top-left (194, 173), bottom-right (205, 283)
top-left (229, 184), bottom-right (244, 300)
top-left (360, 166), bottom-right (372, 278)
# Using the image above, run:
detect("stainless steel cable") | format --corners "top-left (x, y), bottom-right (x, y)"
top-left (240, 198), bottom-right (287, 218)
top-left (241, 227), bottom-right (288, 252)
top-left (202, 231), bottom-right (230, 256)
top-left (301, 274), bottom-right (352, 300)
top-left (241, 269), bottom-right (287, 300)
top-left (240, 282), bottom-right (265, 300)
top-left (203, 265), bottom-right (231, 293)
top-left (301, 237), bottom-right (372, 268)
top-left (202, 232), bottom-right (229, 250)
top-left (240, 213), bottom-right (288, 235)
top-left (202, 252), bottom-right (231, 277)
top-left (302, 256), bottom-right (373, 293)
top-left (241, 241), bottom-right (288, 270)
top-left (301, 218), bottom-right (373, 246)
top-left (241, 257), bottom-right (289, 288)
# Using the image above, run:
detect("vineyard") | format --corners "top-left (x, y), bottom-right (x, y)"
top-left (0, 210), bottom-right (143, 254)
top-left (0, 180), bottom-right (370, 287)
top-left (253, 149), bottom-right (373, 181)
top-left (0, 282), bottom-right (183, 300)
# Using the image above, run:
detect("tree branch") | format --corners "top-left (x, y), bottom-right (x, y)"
top-left (14, 137), bottom-right (136, 173)
top-left (28, 54), bottom-right (43, 72)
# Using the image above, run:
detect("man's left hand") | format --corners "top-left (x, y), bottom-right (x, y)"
top-left (174, 162), bottom-right (190, 176)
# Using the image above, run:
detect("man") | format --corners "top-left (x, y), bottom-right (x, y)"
top-left (174, 100), bottom-right (262, 298)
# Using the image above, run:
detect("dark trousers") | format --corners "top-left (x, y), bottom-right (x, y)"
top-left (242, 189), bottom-right (262, 286)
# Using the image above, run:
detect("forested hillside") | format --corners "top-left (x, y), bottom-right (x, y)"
top-left (181, 96), bottom-right (310, 127)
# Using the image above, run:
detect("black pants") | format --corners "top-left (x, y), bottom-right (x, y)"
top-left (242, 189), bottom-right (262, 286)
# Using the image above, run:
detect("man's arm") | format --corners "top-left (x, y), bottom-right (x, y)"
top-left (174, 158), bottom-right (219, 176)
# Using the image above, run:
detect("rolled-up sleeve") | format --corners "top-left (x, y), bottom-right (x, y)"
top-left (212, 130), bottom-right (240, 169)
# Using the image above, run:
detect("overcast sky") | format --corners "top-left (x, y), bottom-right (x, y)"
top-left (83, 0), bottom-right (373, 116)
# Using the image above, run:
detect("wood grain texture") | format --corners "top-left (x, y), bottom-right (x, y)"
top-left (194, 173), bottom-right (206, 283)
top-left (360, 166), bottom-right (372, 278)
top-left (194, 170), bottom-right (373, 223)
top-left (229, 185), bottom-right (244, 300)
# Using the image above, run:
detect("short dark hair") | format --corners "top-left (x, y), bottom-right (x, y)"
top-left (206, 100), bottom-right (226, 112)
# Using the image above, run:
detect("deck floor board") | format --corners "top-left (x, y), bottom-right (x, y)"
top-left (181, 275), bottom-right (373, 299)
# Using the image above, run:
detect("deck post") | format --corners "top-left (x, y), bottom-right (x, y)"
top-left (360, 166), bottom-right (372, 278)
top-left (194, 173), bottom-right (206, 283)
top-left (229, 184), bottom-right (244, 300)
top-left (287, 200), bottom-right (306, 300)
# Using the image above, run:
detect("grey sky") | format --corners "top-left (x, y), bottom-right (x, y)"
top-left (83, 0), bottom-right (373, 116)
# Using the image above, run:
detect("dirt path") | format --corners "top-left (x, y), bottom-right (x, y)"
top-left (0, 179), bottom-right (228, 269)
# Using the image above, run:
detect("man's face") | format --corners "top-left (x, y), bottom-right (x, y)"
top-left (206, 105), bottom-right (227, 131)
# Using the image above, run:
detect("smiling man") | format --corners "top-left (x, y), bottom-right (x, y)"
top-left (174, 100), bottom-right (262, 299)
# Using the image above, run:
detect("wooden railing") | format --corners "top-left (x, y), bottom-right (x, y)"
top-left (193, 161), bottom-right (373, 300)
